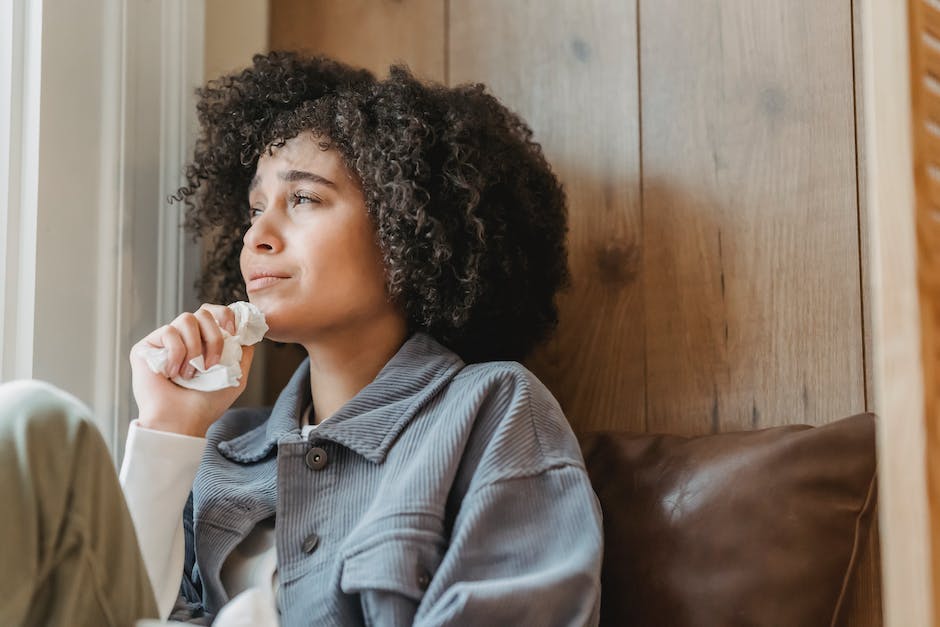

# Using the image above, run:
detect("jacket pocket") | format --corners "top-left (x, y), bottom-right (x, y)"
top-left (340, 527), bottom-right (447, 626)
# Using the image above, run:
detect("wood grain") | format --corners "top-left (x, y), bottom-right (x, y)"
top-left (639, 0), bottom-right (865, 435)
top-left (269, 0), bottom-right (445, 81)
top-left (853, 0), bottom-right (875, 416)
top-left (449, 0), bottom-right (645, 435)
top-left (263, 2), bottom-right (885, 622)
top-left (905, 0), bottom-right (940, 622)
top-left (860, 0), bottom-right (933, 623)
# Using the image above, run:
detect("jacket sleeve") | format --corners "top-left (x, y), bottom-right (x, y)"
top-left (415, 463), bottom-right (603, 627)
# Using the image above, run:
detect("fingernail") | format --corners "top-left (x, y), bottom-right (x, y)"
top-left (185, 365), bottom-right (196, 378)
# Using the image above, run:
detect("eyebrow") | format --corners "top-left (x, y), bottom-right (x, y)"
top-left (248, 169), bottom-right (336, 193)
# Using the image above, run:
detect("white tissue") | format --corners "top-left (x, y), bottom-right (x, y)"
top-left (141, 301), bottom-right (268, 391)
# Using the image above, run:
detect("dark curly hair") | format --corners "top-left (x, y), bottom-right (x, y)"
top-left (173, 51), bottom-right (571, 364)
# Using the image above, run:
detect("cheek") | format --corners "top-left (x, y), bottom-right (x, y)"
top-left (355, 229), bottom-right (388, 286)
top-left (238, 246), bottom-right (248, 278)
top-left (336, 235), bottom-right (388, 302)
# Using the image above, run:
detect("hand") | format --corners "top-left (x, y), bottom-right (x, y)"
top-left (129, 303), bottom-right (256, 438)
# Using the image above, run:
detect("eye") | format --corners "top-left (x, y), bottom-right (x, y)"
top-left (291, 191), bottom-right (321, 206)
top-left (247, 206), bottom-right (262, 220)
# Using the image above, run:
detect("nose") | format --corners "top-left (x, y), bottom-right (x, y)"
top-left (243, 210), bottom-right (283, 253)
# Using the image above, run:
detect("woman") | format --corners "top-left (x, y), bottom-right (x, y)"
top-left (2, 52), bottom-right (602, 626)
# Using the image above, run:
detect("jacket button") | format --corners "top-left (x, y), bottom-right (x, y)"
top-left (417, 570), bottom-right (430, 590)
top-left (301, 532), bottom-right (320, 554)
top-left (305, 446), bottom-right (328, 470)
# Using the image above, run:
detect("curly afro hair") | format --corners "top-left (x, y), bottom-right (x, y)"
top-left (173, 51), bottom-right (571, 364)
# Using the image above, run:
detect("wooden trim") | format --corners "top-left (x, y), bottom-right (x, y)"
top-left (112, 0), bottom-right (206, 463)
top-left (908, 0), bottom-right (940, 623)
top-left (860, 0), bottom-right (935, 624)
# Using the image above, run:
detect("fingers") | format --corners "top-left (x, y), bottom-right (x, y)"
top-left (147, 312), bottom-right (206, 378)
top-left (138, 324), bottom-right (186, 378)
top-left (171, 313), bottom-right (203, 378)
top-left (194, 309), bottom-right (225, 369)
top-left (198, 303), bottom-right (236, 336)
top-left (134, 303), bottom-right (240, 380)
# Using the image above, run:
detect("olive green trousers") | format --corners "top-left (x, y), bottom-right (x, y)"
top-left (0, 380), bottom-right (159, 627)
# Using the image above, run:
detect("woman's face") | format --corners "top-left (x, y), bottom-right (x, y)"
top-left (240, 131), bottom-right (397, 343)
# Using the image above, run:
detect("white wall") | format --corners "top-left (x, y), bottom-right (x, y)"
top-left (0, 0), bottom-right (41, 385)
top-left (0, 0), bottom-right (205, 459)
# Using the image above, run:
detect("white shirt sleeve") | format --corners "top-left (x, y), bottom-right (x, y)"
top-left (119, 420), bottom-right (206, 621)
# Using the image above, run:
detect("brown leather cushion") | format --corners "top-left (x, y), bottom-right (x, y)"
top-left (580, 413), bottom-right (877, 627)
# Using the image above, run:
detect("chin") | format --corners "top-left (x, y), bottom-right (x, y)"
top-left (259, 321), bottom-right (295, 344)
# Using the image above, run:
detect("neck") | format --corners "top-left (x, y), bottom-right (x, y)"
top-left (300, 315), bottom-right (409, 426)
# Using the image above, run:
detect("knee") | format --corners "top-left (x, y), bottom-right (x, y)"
top-left (0, 380), bottom-right (96, 442)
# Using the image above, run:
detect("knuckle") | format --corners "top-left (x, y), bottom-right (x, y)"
top-left (200, 303), bottom-right (225, 318)
top-left (197, 306), bottom-right (228, 331)
top-left (207, 333), bottom-right (223, 351)
top-left (166, 343), bottom-right (183, 360)
top-left (173, 311), bottom-right (194, 324)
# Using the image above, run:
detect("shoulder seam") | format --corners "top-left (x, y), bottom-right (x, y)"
top-left (523, 371), bottom-right (547, 460)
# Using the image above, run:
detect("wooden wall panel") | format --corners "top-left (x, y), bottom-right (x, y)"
top-left (639, 0), bottom-right (866, 434)
top-left (266, 3), bottom-right (882, 621)
top-left (449, 0), bottom-right (645, 434)
top-left (269, 0), bottom-right (444, 81)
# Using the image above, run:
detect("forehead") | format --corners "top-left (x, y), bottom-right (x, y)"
top-left (251, 132), bottom-right (346, 188)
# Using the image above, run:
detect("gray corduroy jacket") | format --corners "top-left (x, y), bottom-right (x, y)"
top-left (179, 331), bottom-right (602, 626)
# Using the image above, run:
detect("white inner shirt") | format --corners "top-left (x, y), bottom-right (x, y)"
top-left (219, 403), bottom-right (316, 607)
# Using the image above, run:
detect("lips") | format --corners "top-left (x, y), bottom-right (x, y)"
top-left (246, 270), bottom-right (291, 292)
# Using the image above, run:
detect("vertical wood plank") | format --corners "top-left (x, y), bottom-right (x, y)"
top-left (269, 0), bottom-right (445, 81)
top-left (846, 2), bottom-right (884, 622)
top-left (204, 0), bottom-right (268, 81)
top-left (903, 0), bottom-right (940, 622)
top-left (639, 0), bottom-right (865, 434)
top-left (448, 0), bottom-right (645, 434)
top-left (853, 0), bottom-right (875, 415)
top-left (859, 0), bottom-right (933, 623)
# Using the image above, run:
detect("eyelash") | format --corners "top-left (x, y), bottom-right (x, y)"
top-left (248, 192), bottom-right (320, 219)
top-left (291, 192), bottom-right (320, 205)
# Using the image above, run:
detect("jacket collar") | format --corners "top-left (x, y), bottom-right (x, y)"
top-left (217, 331), bottom-right (464, 465)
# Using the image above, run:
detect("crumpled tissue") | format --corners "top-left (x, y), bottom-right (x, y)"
top-left (142, 301), bottom-right (268, 391)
